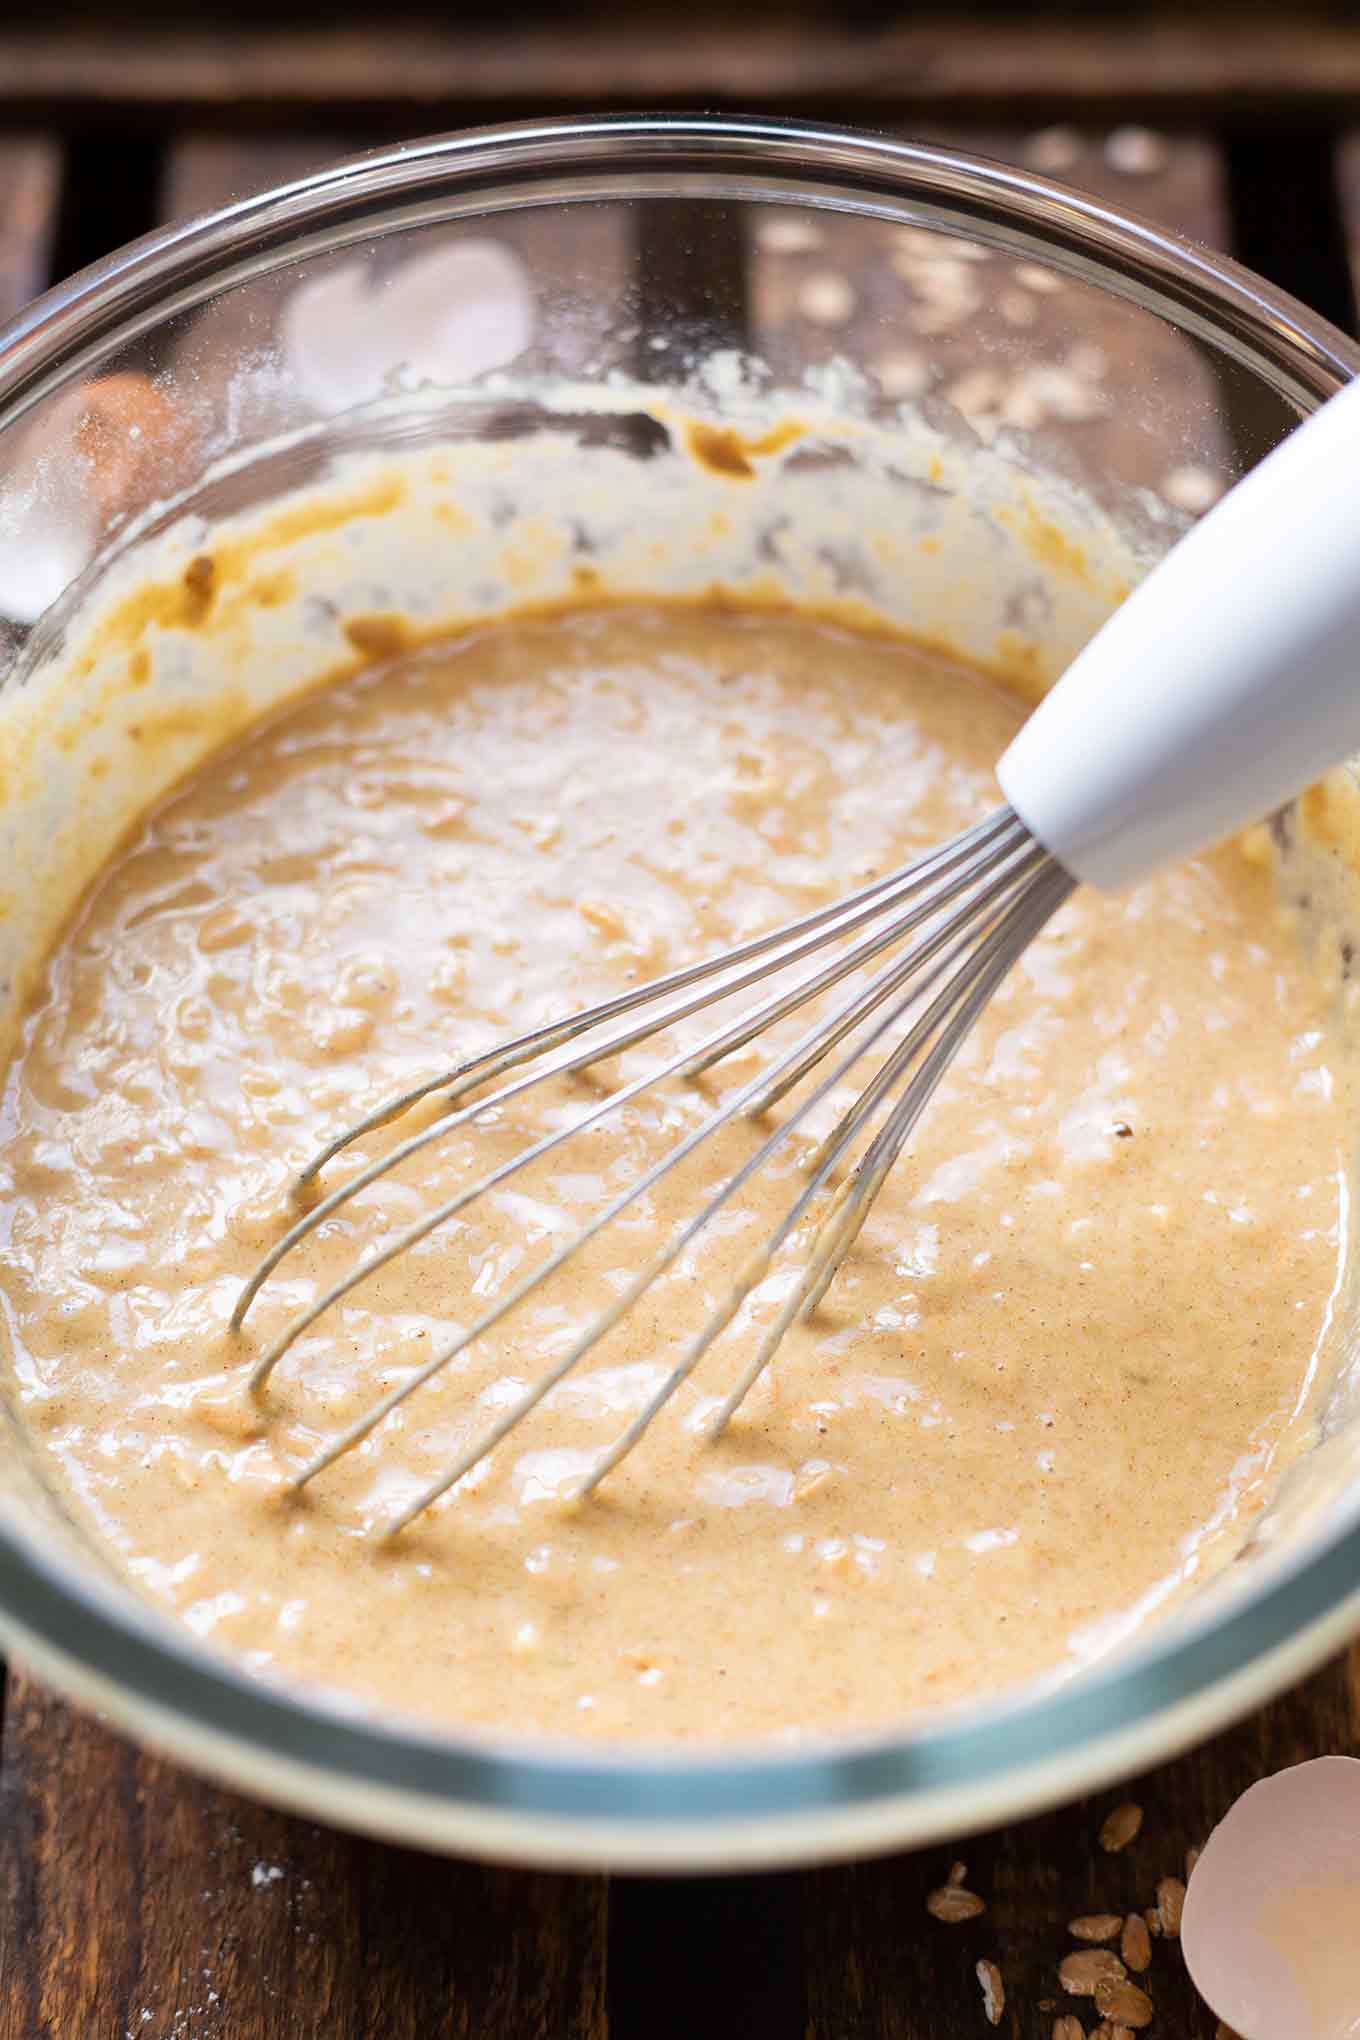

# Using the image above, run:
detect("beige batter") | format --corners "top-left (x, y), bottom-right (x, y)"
top-left (0, 602), bottom-right (1349, 1744)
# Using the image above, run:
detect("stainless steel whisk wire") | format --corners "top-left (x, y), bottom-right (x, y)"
top-left (232, 805), bottom-right (1073, 1534)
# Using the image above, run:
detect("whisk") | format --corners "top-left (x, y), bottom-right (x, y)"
top-left (233, 373), bottom-right (1360, 1535)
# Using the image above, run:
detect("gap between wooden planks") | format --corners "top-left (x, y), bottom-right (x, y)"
top-left (0, 1655), bottom-right (1354, 2038)
top-left (0, 1673), bottom-right (608, 2040)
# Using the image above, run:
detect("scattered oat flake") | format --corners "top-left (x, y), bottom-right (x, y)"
top-left (889, 241), bottom-right (984, 330)
top-left (1094, 1975), bottom-right (1154, 2028)
top-left (936, 235), bottom-right (991, 263)
top-left (1155, 1873), bottom-right (1185, 1936)
top-left (1060, 1948), bottom-right (1128, 1996)
top-left (1024, 363), bottom-right (1108, 422)
top-left (1120, 1910), bottom-right (1152, 1972)
top-left (1068, 341), bottom-right (1109, 381)
top-left (945, 369), bottom-right (1005, 423)
top-left (946, 1860), bottom-right (968, 1886)
top-left (1015, 261), bottom-right (1065, 294)
top-left (1025, 125), bottom-right (1083, 173)
top-left (873, 347), bottom-right (931, 400)
top-left (1069, 1913), bottom-right (1122, 1942)
top-left (756, 216), bottom-right (825, 256)
top-left (916, 276), bottom-right (983, 333)
top-left (1144, 1906), bottom-right (1162, 1937)
top-left (998, 381), bottom-right (1046, 431)
top-left (976, 1958), bottom-right (1005, 2026)
top-left (926, 1883), bottom-right (986, 1923)
top-left (1105, 125), bottom-right (1170, 175)
top-left (1099, 1801), bottom-right (1143, 1852)
top-left (1161, 463), bottom-right (1225, 514)
top-left (1053, 2019), bottom-right (1085, 2040)
top-left (890, 226), bottom-right (944, 263)
top-left (998, 287), bottom-right (1038, 327)
top-left (796, 271), bottom-right (856, 326)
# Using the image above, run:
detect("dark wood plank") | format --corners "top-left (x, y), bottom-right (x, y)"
top-left (0, 137), bottom-right (61, 319)
top-left (804, 1648), bottom-right (1360, 2039)
top-left (160, 132), bottom-right (634, 310)
top-left (0, 1672), bottom-right (608, 2040)
top-left (1, 22), bottom-right (1360, 117)
top-left (165, 126), bottom-right (1232, 486)
top-left (1333, 132), bottom-right (1360, 327)
top-left (1004, 123), bottom-right (1230, 247)
top-left (160, 135), bottom-right (342, 220)
top-left (160, 131), bottom-right (642, 400)
top-left (750, 127), bottom-right (1237, 504)
top-left (0, 119), bottom-right (59, 1939)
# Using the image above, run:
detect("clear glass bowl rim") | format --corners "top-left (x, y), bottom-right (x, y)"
top-left (2, 111), bottom-right (1359, 1861)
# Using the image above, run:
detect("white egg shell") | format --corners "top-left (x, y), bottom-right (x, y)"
top-left (1182, 1755), bottom-right (1360, 2040)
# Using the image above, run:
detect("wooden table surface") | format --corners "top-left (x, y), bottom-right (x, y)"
top-left (1, 58), bottom-right (1359, 2039)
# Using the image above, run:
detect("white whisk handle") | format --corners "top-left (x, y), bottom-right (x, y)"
top-left (997, 372), bottom-right (1360, 892)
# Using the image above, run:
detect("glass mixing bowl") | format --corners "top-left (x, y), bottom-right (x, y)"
top-left (1, 114), bottom-right (1358, 1870)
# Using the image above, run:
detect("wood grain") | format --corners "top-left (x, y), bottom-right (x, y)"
top-left (2, 21), bottom-right (1360, 117)
top-left (164, 122), bottom-right (1222, 251)
top-left (160, 135), bottom-right (344, 221)
top-left (0, 138), bottom-right (61, 319)
top-left (158, 129), bottom-right (638, 407)
top-left (1334, 132), bottom-right (1360, 319)
top-left (751, 126), bottom-right (1239, 503)
top-left (0, 1673), bottom-right (608, 2040)
top-left (804, 1650), bottom-right (1360, 2037)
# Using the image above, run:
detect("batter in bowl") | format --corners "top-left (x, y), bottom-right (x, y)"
top-left (0, 601), bottom-right (1349, 1743)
